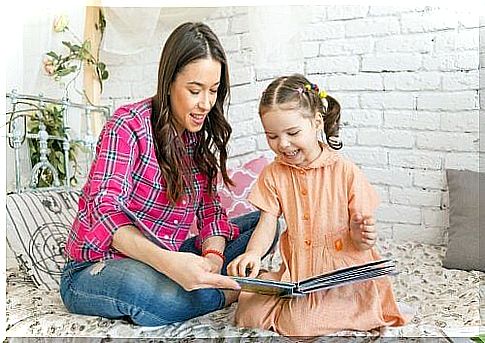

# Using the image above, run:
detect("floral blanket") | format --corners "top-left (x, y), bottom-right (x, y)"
top-left (5, 237), bottom-right (483, 340)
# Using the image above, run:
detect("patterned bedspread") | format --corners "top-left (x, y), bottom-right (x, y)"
top-left (6, 237), bottom-right (484, 340)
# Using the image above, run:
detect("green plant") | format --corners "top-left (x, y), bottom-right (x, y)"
top-left (28, 104), bottom-right (86, 187)
top-left (33, 10), bottom-right (108, 187)
top-left (472, 335), bottom-right (485, 343)
top-left (43, 10), bottom-right (109, 100)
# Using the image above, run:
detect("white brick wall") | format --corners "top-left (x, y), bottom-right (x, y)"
top-left (480, 18), bottom-right (485, 178)
top-left (97, 6), bottom-right (481, 245)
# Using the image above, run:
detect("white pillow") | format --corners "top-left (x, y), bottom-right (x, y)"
top-left (6, 190), bottom-right (80, 290)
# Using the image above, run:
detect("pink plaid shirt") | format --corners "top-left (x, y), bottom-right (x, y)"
top-left (66, 98), bottom-right (239, 262)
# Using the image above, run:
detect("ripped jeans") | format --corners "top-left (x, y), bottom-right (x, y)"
top-left (60, 211), bottom-right (278, 326)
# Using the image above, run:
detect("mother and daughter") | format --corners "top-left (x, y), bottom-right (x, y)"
top-left (60, 21), bottom-right (410, 335)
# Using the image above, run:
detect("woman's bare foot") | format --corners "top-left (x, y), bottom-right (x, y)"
top-left (222, 289), bottom-right (240, 307)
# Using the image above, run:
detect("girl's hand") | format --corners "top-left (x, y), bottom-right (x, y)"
top-left (163, 251), bottom-right (240, 291)
top-left (227, 251), bottom-right (261, 278)
top-left (349, 213), bottom-right (377, 251)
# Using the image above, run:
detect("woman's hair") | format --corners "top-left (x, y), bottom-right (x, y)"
top-left (259, 73), bottom-right (342, 150)
top-left (151, 22), bottom-right (233, 203)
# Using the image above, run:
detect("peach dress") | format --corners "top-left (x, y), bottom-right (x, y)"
top-left (234, 144), bottom-right (410, 336)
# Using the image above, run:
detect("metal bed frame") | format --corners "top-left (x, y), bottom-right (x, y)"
top-left (5, 90), bottom-right (110, 193)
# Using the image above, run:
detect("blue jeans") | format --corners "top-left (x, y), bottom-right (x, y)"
top-left (60, 211), bottom-right (277, 326)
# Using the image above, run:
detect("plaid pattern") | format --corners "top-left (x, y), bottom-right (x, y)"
top-left (66, 98), bottom-right (239, 262)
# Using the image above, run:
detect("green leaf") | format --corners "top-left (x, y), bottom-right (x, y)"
top-left (28, 122), bottom-right (40, 131)
top-left (79, 46), bottom-right (92, 60)
top-left (55, 65), bottom-right (77, 77)
top-left (58, 161), bottom-right (65, 174)
top-left (471, 335), bottom-right (485, 343)
top-left (61, 41), bottom-right (73, 49)
top-left (97, 62), bottom-right (106, 71)
top-left (55, 150), bottom-right (64, 160)
top-left (56, 69), bottom-right (73, 77)
top-left (101, 70), bottom-right (109, 80)
top-left (65, 43), bottom-right (81, 53)
top-left (46, 51), bottom-right (59, 60)
top-left (83, 40), bottom-right (92, 52)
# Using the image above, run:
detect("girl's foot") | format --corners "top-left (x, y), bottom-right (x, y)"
top-left (222, 289), bottom-right (240, 307)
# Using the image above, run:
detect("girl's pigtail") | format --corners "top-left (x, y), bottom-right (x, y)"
top-left (323, 95), bottom-right (343, 150)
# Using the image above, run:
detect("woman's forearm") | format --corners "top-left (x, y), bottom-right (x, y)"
top-left (112, 225), bottom-right (174, 274)
top-left (112, 225), bottom-right (241, 291)
top-left (202, 235), bottom-right (226, 253)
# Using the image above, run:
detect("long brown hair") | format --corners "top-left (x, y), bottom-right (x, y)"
top-left (259, 74), bottom-right (342, 150)
top-left (151, 22), bottom-right (233, 203)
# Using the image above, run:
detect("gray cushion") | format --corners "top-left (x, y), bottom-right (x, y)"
top-left (442, 169), bottom-right (484, 271)
top-left (6, 190), bottom-right (80, 290)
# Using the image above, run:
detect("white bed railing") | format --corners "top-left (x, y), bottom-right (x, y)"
top-left (5, 90), bottom-right (110, 193)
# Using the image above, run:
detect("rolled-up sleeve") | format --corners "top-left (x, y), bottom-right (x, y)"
top-left (196, 182), bottom-right (240, 246)
top-left (247, 164), bottom-right (282, 217)
top-left (85, 113), bottom-right (136, 253)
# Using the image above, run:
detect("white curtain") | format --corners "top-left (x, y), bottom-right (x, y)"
top-left (101, 6), bottom-right (306, 80)
top-left (102, 7), bottom-right (162, 55)
top-left (102, 7), bottom-right (214, 55)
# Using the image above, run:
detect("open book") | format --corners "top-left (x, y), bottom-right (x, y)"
top-left (231, 259), bottom-right (397, 297)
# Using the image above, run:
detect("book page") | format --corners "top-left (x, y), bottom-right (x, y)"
top-left (231, 259), bottom-right (398, 297)
top-left (231, 276), bottom-right (296, 296)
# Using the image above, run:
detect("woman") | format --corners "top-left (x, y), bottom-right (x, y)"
top-left (60, 22), bottom-right (275, 326)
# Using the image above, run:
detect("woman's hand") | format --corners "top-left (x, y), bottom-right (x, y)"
top-left (227, 251), bottom-right (261, 278)
top-left (112, 225), bottom-right (240, 292)
top-left (203, 253), bottom-right (224, 274)
top-left (163, 251), bottom-right (240, 291)
top-left (349, 213), bottom-right (377, 251)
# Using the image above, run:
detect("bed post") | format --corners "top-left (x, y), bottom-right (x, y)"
top-left (83, 5), bottom-right (104, 136)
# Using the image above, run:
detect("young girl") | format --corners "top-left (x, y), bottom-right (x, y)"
top-left (227, 74), bottom-right (410, 336)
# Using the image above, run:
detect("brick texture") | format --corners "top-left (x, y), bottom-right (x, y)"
top-left (97, 6), bottom-right (481, 244)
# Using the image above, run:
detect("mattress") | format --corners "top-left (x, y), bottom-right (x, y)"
top-left (6, 237), bottom-right (483, 339)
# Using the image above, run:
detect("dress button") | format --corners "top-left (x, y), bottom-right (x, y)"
top-left (299, 170), bottom-right (305, 175)
top-left (301, 189), bottom-right (307, 195)
top-left (182, 200), bottom-right (187, 205)
top-left (174, 219), bottom-right (179, 224)
top-left (334, 238), bottom-right (343, 251)
top-left (303, 213), bottom-right (309, 220)
top-left (304, 239), bottom-right (311, 246)
top-left (163, 234), bottom-right (169, 239)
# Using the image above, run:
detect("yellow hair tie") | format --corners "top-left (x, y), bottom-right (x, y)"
top-left (304, 84), bottom-right (312, 91)
top-left (319, 90), bottom-right (327, 99)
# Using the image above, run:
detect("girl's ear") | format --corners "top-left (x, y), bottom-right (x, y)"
top-left (314, 112), bottom-right (324, 130)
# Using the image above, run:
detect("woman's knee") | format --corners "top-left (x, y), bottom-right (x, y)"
top-left (129, 286), bottom-right (225, 325)
top-left (230, 211), bottom-right (260, 234)
top-left (61, 258), bottom-right (224, 325)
